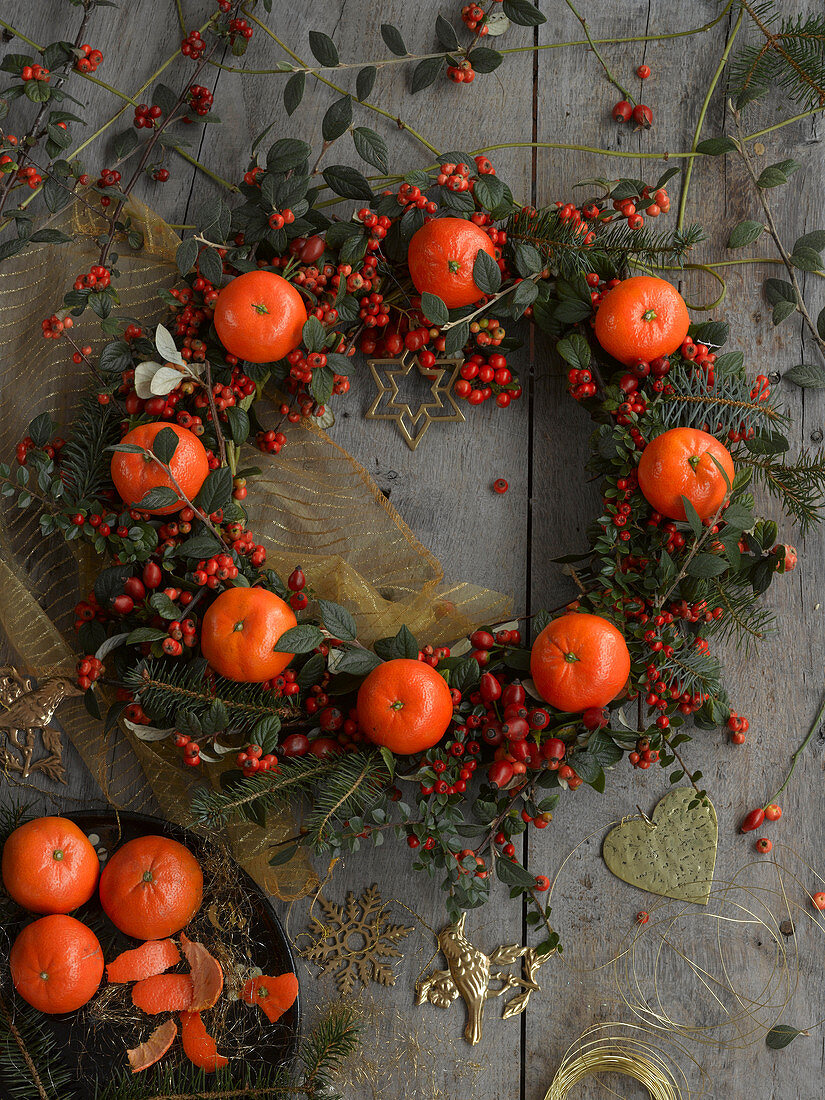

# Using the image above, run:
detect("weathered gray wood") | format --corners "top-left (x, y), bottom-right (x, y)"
top-left (3, 1), bottom-right (825, 1097)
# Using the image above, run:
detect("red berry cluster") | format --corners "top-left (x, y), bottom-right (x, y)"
top-left (447, 59), bottom-right (475, 83)
top-left (96, 168), bottom-right (121, 208)
top-left (20, 64), bottom-right (49, 83)
top-left (236, 743), bottom-right (278, 776)
top-left (612, 101), bottom-right (653, 128)
top-left (255, 429), bottom-right (287, 455)
top-left (186, 84), bottom-right (214, 117)
top-left (243, 165), bottom-right (264, 187)
top-left (726, 710), bottom-right (750, 745)
top-left (268, 207), bottom-right (295, 230)
top-left (181, 30), bottom-right (206, 59)
top-left (436, 161), bottom-right (473, 191)
top-left (16, 432), bottom-right (65, 467)
top-left (455, 352), bottom-right (522, 409)
top-left (75, 655), bottom-right (104, 691)
top-left (74, 45), bottom-right (103, 74)
top-left (73, 264), bottom-right (111, 292)
top-left (133, 103), bottom-right (163, 129)
top-left (228, 18), bottom-right (253, 42)
top-left (41, 313), bottom-right (73, 340)
top-left (10, 163), bottom-right (42, 190)
top-left (395, 183), bottom-right (438, 214)
top-left (460, 4), bottom-right (489, 33)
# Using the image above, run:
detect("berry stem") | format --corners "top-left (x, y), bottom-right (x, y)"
top-left (766, 689), bottom-right (825, 806)
top-left (561, 0), bottom-right (635, 104)
top-left (676, 3), bottom-right (745, 231)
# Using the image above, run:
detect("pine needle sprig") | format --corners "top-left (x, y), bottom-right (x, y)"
top-left (739, 446), bottom-right (825, 532)
top-left (58, 395), bottom-right (121, 506)
top-left (298, 1004), bottom-right (360, 1099)
top-left (658, 643), bottom-right (726, 704)
top-left (729, 3), bottom-right (825, 109)
top-left (507, 206), bottom-right (704, 280)
top-left (706, 575), bottom-right (776, 653)
top-left (124, 659), bottom-right (289, 733)
top-left (658, 362), bottom-right (787, 436)
top-left (190, 751), bottom-right (390, 836)
top-left (0, 992), bottom-right (74, 1100)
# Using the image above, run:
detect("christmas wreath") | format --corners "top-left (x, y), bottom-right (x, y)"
top-left (2, 0), bottom-right (825, 955)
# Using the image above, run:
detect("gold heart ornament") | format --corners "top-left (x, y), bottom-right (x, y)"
top-left (602, 787), bottom-right (718, 905)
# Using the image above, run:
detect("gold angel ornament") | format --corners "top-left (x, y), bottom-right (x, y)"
top-left (416, 913), bottom-right (551, 1045)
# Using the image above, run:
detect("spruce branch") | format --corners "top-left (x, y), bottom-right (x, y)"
top-left (732, 108), bottom-right (825, 363)
top-left (658, 361), bottom-right (787, 436)
top-left (59, 396), bottom-right (122, 505)
top-left (729, 3), bottom-right (825, 110)
top-left (706, 575), bottom-right (775, 652)
top-left (738, 446), bottom-right (825, 531)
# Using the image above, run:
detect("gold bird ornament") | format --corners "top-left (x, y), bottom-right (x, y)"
top-left (415, 912), bottom-right (551, 1045)
top-left (0, 667), bottom-right (80, 782)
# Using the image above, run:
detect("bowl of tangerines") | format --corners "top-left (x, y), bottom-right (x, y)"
top-left (0, 811), bottom-right (299, 1087)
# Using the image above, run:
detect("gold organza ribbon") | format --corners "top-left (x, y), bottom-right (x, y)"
top-left (0, 200), bottom-right (511, 897)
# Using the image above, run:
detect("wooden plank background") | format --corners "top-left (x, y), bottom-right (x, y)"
top-left (2, 1), bottom-right (825, 1096)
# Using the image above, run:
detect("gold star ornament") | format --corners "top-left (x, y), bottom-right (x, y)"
top-left (366, 354), bottom-right (465, 451)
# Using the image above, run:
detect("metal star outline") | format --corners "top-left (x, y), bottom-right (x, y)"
top-left (366, 354), bottom-right (465, 451)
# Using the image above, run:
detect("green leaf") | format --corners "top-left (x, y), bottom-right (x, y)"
top-left (317, 598), bottom-right (357, 641)
top-left (791, 246), bottom-right (822, 272)
top-left (374, 625), bottom-right (418, 660)
top-left (251, 715), bottom-right (281, 753)
top-left (302, 315), bottom-right (325, 353)
top-left (148, 592), bottom-right (180, 620)
top-left (113, 128), bottom-right (139, 159)
top-left (680, 496), bottom-right (703, 540)
top-left (136, 486), bottom-right (179, 510)
top-left (411, 56), bottom-right (444, 94)
top-left (473, 174), bottom-right (505, 212)
top-left (176, 237), bottom-right (198, 274)
top-left (473, 249), bottom-right (501, 295)
top-left (421, 292), bottom-right (449, 326)
top-left (283, 70), bottom-right (305, 115)
top-left (333, 645), bottom-right (383, 675)
top-left (495, 854), bottom-right (537, 888)
top-left (468, 47), bottom-right (503, 74)
top-left (321, 164), bottom-right (373, 201)
top-left (795, 230), bottom-right (825, 254)
top-left (352, 126), bottom-right (388, 173)
top-left (444, 321), bottom-right (469, 357)
top-left (757, 159), bottom-right (801, 189)
top-left (28, 412), bottom-right (54, 447)
top-left (511, 279), bottom-right (538, 317)
top-left (686, 554), bottom-right (728, 578)
top-left (152, 426), bottom-right (180, 465)
top-left (695, 136), bottom-right (737, 156)
top-left (272, 624), bottom-right (323, 654)
top-left (297, 653), bottom-right (326, 688)
top-left (435, 14), bottom-right (460, 50)
top-left (727, 220), bottom-right (763, 249)
top-left (126, 627), bottom-right (169, 645)
top-left (556, 334), bottom-right (591, 371)
top-left (513, 242), bottom-right (542, 277)
top-left (226, 405), bottom-right (250, 443)
top-left (152, 83), bottom-right (177, 117)
top-left (784, 363), bottom-right (825, 388)
top-left (773, 299), bottom-right (797, 326)
top-left (380, 23), bottom-right (407, 56)
top-left (356, 65), bottom-right (377, 100)
top-left (198, 247), bottom-right (223, 288)
top-left (308, 31), bottom-right (339, 67)
top-left (269, 843), bottom-right (299, 867)
top-left (178, 533), bottom-right (222, 558)
top-left (818, 307), bottom-right (825, 342)
top-left (766, 1024), bottom-right (806, 1050)
top-left (745, 431), bottom-right (789, 456)
top-left (266, 138), bottom-right (311, 172)
top-left (194, 466), bottom-right (233, 513)
top-left (379, 745), bottom-right (395, 779)
top-left (322, 95), bottom-right (352, 141)
top-left (25, 80), bottom-right (51, 103)
top-left (502, 0), bottom-right (546, 26)
top-left (764, 278), bottom-right (797, 305)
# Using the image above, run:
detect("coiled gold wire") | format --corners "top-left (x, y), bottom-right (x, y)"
top-left (544, 1024), bottom-right (696, 1099)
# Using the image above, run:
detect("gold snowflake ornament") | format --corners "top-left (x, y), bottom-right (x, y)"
top-left (304, 884), bottom-right (413, 995)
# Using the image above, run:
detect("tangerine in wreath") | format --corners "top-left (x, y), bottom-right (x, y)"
top-left (99, 835), bottom-right (203, 940)
top-left (200, 586), bottom-right (297, 682)
top-left (530, 613), bottom-right (630, 713)
top-left (213, 270), bottom-right (307, 363)
top-left (407, 217), bottom-right (497, 309)
top-left (110, 423), bottom-right (208, 515)
top-left (2, 815), bottom-right (99, 914)
top-left (356, 657), bottom-right (453, 754)
top-left (594, 275), bottom-right (689, 366)
top-left (637, 427), bottom-right (734, 521)
top-left (10, 914), bottom-right (104, 1013)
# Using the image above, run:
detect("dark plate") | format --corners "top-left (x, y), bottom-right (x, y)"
top-left (0, 810), bottom-right (300, 1097)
